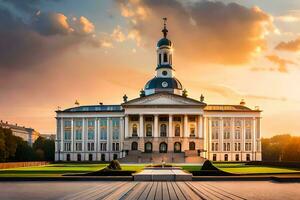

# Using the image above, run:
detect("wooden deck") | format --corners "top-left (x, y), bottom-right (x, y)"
top-left (61, 181), bottom-right (247, 200)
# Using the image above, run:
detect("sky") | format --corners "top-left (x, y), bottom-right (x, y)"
top-left (0, 0), bottom-right (300, 137)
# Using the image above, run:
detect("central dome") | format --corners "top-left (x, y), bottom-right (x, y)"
top-left (145, 77), bottom-right (182, 90)
top-left (157, 38), bottom-right (172, 47)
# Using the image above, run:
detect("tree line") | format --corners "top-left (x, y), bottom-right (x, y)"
top-left (0, 127), bottom-right (54, 162)
top-left (262, 134), bottom-right (300, 162)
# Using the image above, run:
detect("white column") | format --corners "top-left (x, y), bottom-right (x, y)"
top-left (208, 118), bottom-right (212, 159)
top-left (168, 115), bottom-right (173, 137)
top-left (203, 117), bottom-right (207, 151)
top-left (242, 118), bottom-right (246, 152)
top-left (139, 115), bottom-right (144, 137)
top-left (71, 118), bottom-right (74, 152)
top-left (184, 115), bottom-right (188, 137)
top-left (252, 117), bottom-right (256, 159)
top-left (120, 117), bottom-right (124, 154)
top-left (220, 118), bottom-right (223, 152)
top-left (124, 115), bottom-right (129, 138)
top-left (154, 115), bottom-right (159, 137)
top-left (198, 115), bottom-right (203, 138)
top-left (60, 118), bottom-right (64, 153)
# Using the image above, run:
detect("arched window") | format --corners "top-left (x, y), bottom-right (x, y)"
top-left (224, 154), bottom-right (228, 161)
top-left (77, 154), bottom-right (81, 161)
top-left (175, 124), bottom-right (180, 137)
top-left (132, 124), bottom-right (138, 137)
top-left (145, 142), bottom-right (152, 153)
top-left (190, 124), bottom-right (195, 137)
top-left (160, 124), bottom-right (167, 137)
top-left (159, 142), bottom-right (168, 153)
top-left (174, 142), bottom-right (181, 153)
top-left (189, 142), bottom-right (195, 150)
top-left (163, 53), bottom-right (168, 62)
top-left (146, 124), bottom-right (152, 137)
top-left (131, 142), bottom-right (138, 150)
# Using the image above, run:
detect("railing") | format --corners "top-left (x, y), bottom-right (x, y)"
top-left (0, 161), bottom-right (49, 169)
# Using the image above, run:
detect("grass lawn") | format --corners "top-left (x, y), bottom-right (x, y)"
top-left (214, 163), bottom-right (300, 174)
top-left (0, 163), bottom-right (148, 177)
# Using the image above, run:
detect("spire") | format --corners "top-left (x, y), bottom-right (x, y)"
top-left (162, 17), bottom-right (168, 38)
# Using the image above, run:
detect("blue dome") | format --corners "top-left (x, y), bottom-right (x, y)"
top-left (157, 38), bottom-right (172, 47)
top-left (145, 77), bottom-right (182, 90)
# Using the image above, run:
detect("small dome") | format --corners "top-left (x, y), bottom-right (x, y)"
top-left (145, 77), bottom-right (182, 90)
top-left (157, 38), bottom-right (172, 47)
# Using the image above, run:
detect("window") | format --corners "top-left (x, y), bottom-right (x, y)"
top-left (174, 142), bottom-right (181, 153)
top-left (132, 124), bottom-right (138, 137)
top-left (245, 129), bottom-right (251, 139)
top-left (89, 154), bottom-right (93, 161)
top-left (132, 142), bottom-right (138, 150)
top-left (212, 143), bottom-right (218, 151)
top-left (112, 142), bottom-right (119, 151)
top-left (160, 124), bottom-right (167, 137)
top-left (235, 143), bottom-right (241, 151)
top-left (227, 143), bottom-right (230, 151)
top-left (224, 154), bottom-right (228, 161)
top-left (75, 120), bottom-right (82, 140)
top-left (189, 142), bottom-right (195, 150)
top-left (159, 53), bottom-right (161, 64)
top-left (87, 142), bottom-right (94, 151)
top-left (146, 124), bottom-right (152, 137)
top-left (212, 129), bottom-right (219, 140)
top-left (163, 53), bottom-right (168, 62)
top-left (223, 143), bottom-right (230, 151)
top-left (159, 142), bottom-right (168, 153)
top-left (175, 124), bottom-right (180, 137)
top-left (88, 129), bottom-right (95, 140)
top-left (235, 154), bottom-right (239, 161)
top-left (100, 142), bottom-right (107, 151)
top-left (246, 154), bottom-right (251, 161)
top-left (116, 143), bottom-right (119, 151)
top-left (100, 118), bottom-right (107, 140)
top-left (169, 54), bottom-right (172, 65)
top-left (64, 130), bottom-right (71, 140)
top-left (224, 130), bottom-right (230, 139)
top-left (190, 124), bottom-right (195, 137)
top-left (113, 154), bottom-right (118, 160)
top-left (245, 143), bottom-right (252, 151)
top-left (75, 142), bottom-right (82, 151)
top-left (66, 154), bottom-right (70, 161)
top-left (101, 154), bottom-right (105, 161)
top-left (145, 142), bottom-right (152, 153)
top-left (88, 120), bottom-right (95, 127)
top-left (64, 142), bottom-right (71, 151)
top-left (213, 154), bottom-right (217, 161)
top-left (235, 130), bottom-right (241, 139)
top-left (77, 154), bottom-right (81, 161)
top-left (112, 118), bottom-right (120, 140)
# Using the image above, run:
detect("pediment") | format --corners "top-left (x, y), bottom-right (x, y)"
top-left (122, 93), bottom-right (206, 107)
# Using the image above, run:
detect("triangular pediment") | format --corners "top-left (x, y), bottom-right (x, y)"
top-left (122, 92), bottom-right (206, 107)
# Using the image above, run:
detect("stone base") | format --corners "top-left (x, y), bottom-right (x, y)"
top-left (133, 167), bottom-right (192, 181)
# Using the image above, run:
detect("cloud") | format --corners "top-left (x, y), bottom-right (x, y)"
top-left (275, 37), bottom-right (300, 52)
top-left (111, 25), bottom-right (126, 42)
top-left (116, 0), bottom-right (274, 65)
top-left (266, 54), bottom-right (295, 73)
top-left (276, 10), bottom-right (300, 23)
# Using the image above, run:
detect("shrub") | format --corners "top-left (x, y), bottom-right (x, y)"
top-left (201, 160), bottom-right (219, 171)
top-left (107, 160), bottom-right (121, 170)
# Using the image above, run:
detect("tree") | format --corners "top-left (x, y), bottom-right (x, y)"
top-left (33, 136), bottom-right (55, 161)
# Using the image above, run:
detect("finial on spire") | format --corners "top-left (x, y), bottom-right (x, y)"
top-left (162, 17), bottom-right (168, 38)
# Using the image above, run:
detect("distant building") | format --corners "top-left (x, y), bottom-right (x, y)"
top-left (55, 20), bottom-right (262, 162)
top-left (40, 134), bottom-right (56, 140)
top-left (0, 120), bottom-right (40, 146)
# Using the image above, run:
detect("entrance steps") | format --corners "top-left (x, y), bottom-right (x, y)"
top-left (133, 167), bottom-right (192, 181)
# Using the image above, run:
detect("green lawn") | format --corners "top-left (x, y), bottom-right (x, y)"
top-left (214, 163), bottom-right (300, 174)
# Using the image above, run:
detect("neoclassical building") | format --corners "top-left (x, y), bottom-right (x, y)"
top-left (55, 20), bottom-right (262, 163)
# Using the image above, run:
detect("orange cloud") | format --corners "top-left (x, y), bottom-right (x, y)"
top-left (275, 37), bottom-right (300, 52)
top-left (266, 54), bottom-right (295, 72)
top-left (116, 0), bottom-right (274, 65)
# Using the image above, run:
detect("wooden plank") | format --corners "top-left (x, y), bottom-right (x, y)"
top-left (85, 182), bottom-right (127, 200)
top-left (147, 182), bottom-right (158, 200)
top-left (176, 182), bottom-right (202, 200)
top-left (162, 182), bottom-right (170, 200)
top-left (167, 182), bottom-right (178, 200)
top-left (123, 182), bottom-right (148, 200)
top-left (103, 182), bottom-right (137, 200)
top-left (138, 182), bottom-right (154, 200)
top-left (171, 182), bottom-right (186, 200)
top-left (155, 182), bottom-right (163, 200)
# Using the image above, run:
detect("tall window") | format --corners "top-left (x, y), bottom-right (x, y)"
top-left (224, 154), bottom-right (228, 161)
top-left (174, 142), bottom-right (181, 153)
top-left (64, 142), bottom-right (71, 151)
top-left (169, 54), bottom-right (172, 65)
top-left (224, 130), bottom-right (230, 140)
top-left (163, 53), bottom-right (168, 62)
top-left (190, 124), bottom-right (195, 137)
top-left (100, 118), bottom-right (107, 140)
top-left (235, 130), bottom-right (241, 139)
top-left (75, 120), bottom-right (82, 140)
top-left (145, 142), bottom-right (152, 153)
top-left (87, 142), bottom-right (94, 151)
top-left (100, 142), bottom-right (107, 151)
top-left (175, 124), bottom-right (180, 137)
top-left (132, 142), bottom-right (138, 150)
top-left (132, 124), bottom-right (138, 137)
top-left (87, 119), bottom-right (95, 140)
top-left (159, 53), bottom-right (161, 65)
top-left (160, 124), bottom-right (167, 137)
top-left (112, 118), bottom-right (120, 140)
top-left (146, 124), bottom-right (152, 137)
top-left (189, 142), bottom-right (195, 150)
top-left (75, 142), bottom-right (82, 151)
top-left (64, 120), bottom-right (71, 140)
top-left (159, 142), bottom-right (168, 153)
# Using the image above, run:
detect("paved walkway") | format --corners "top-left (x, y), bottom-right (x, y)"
top-left (60, 181), bottom-right (248, 200)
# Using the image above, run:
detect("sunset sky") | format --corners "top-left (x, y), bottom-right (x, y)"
top-left (1, 0), bottom-right (300, 137)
